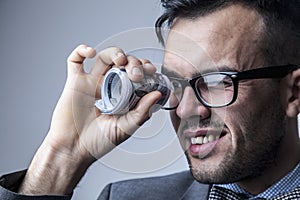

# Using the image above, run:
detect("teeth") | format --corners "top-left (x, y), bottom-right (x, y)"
top-left (191, 135), bottom-right (217, 145)
top-left (208, 134), bottom-right (215, 142)
top-left (203, 136), bottom-right (208, 144)
top-left (191, 137), bottom-right (203, 144)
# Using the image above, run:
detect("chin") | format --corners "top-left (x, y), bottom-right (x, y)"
top-left (185, 148), bottom-right (248, 184)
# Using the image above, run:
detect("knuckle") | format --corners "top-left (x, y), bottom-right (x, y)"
top-left (127, 56), bottom-right (143, 66)
top-left (140, 58), bottom-right (151, 64)
top-left (111, 46), bottom-right (122, 52)
top-left (78, 44), bottom-right (87, 49)
top-left (98, 47), bottom-right (126, 65)
top-left (129, 110), bottom-right (148, 127)
top-left (106, 46), bottom-right (123, 55)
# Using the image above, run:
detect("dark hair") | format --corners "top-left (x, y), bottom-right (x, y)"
top-left (155, 0), bottom-right (300, 64)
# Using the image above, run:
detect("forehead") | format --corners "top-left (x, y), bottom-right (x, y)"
top-left (163, 4), bottom-right (265, 78)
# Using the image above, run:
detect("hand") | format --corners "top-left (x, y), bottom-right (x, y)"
top-left (50, 44), bottom-right (161, 160)
top-left (18, 45), bottom-right (162, 195)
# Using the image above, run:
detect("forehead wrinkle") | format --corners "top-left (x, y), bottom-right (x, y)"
top-left (206, 7), bottom-right (265, 71)
top-left (163, 53), bottom-right (197, 78)
top-left (165, 4), bottom-right (266, 74)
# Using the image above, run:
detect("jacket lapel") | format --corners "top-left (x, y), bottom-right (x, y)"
top-left (180, 181), bottom-right (211, 200)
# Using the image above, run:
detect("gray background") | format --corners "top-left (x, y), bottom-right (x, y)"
top-left (0, 1), bottom-right (188, 199)
top-left (0, 1), bottom-right (299, 200)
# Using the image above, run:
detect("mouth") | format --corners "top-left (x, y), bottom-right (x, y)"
top-left (190, 131), bottom-right (227, 145)
top-left (184, 129), bottom-right (228, 158)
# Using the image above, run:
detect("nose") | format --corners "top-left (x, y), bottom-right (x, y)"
top-left (176, 87), bottom-right (211, 120)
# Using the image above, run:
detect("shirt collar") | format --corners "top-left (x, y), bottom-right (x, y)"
top-left (215, 161), bottom-right (300, 199)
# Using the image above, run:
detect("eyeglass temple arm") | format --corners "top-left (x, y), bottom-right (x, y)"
top-left (235, 64), bottom-right (299, 80)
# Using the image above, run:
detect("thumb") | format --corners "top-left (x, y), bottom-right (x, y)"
top-left (117, 91), bottom-right (162, 136)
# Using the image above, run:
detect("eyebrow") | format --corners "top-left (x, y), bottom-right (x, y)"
top-left (161, 65), bottom-right (237, 79)
top-left (161, 66), bottom-right (182, 78)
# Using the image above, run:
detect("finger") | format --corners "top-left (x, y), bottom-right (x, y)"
top-left (140, 59), bottom-right (157, 75)
top-left (67, 44), bottom-right (96, 75)
top-left (90, 47), bottom-right (127, 76)
top-left (125, 56), bottom-right (144, 82)
top-left (117, 91), bottom-right (162, 135)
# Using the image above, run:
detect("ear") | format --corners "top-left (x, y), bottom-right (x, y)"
top-left (285, 68), bottom-right (300, 117)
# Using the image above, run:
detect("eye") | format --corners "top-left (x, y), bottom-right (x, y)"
top-left (222, 78), bottom-right (233, 88)
top-left (205, 74), bottom-right (233, 87)
top-left (171, 79), bottom-right (181, 88)
top-left (170, 79), bottom-right (183, 93)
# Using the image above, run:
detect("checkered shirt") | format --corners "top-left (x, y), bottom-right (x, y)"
top-left (210, 162), bottom-right (300, 199)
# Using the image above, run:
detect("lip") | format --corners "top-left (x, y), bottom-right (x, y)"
top-left (183, 128), bottom-right (225, 138)
top-left (183, 128), bottom-right (227, 158)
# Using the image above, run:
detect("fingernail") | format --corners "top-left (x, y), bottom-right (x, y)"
top-left (113, 52), bottom-right (124, 61)
top-left (132, 67), bottom-right (142, 76)
top-left (144, 63), bottom-right (153, 68)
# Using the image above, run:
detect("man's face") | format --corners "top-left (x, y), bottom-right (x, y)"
top-left (163, 5), bottom-right (286, 183)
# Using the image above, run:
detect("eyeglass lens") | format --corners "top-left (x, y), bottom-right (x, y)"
top-left (162, 74), bottom-right (235, 109)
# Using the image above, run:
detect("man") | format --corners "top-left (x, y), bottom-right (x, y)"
top-left (1, 0), bottom-right (299, 199)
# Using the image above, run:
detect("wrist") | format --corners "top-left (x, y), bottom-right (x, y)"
top-left (18, 138), bottom-right (95, 195)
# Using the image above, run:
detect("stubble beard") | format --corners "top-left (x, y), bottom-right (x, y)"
top-left (179, 106), bottom-right (286, 184)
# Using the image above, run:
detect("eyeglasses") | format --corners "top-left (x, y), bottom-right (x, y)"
top-left (162, 64), bottom-right (299, 109)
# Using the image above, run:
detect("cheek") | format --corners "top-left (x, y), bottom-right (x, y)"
top-left (226, 108), bottom-right (249, 149)
top-left (169, 110), bottom-right (180, 132)
top-left (225, 84), bottom-right (282, 149)
top-left (223, 90), bottom-right (260, 148)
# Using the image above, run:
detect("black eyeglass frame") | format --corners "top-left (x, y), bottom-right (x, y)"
top-left (163, 64), bottom-right (299, 109)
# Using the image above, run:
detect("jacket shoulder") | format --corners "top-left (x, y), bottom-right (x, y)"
top-left (98, 171), bottom-right (210, 200)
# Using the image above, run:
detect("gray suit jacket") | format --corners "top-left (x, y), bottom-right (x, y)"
top-left (97, 171), bottom-right (211, 200)
top-left (0, 170), bottom-right (211, 200)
